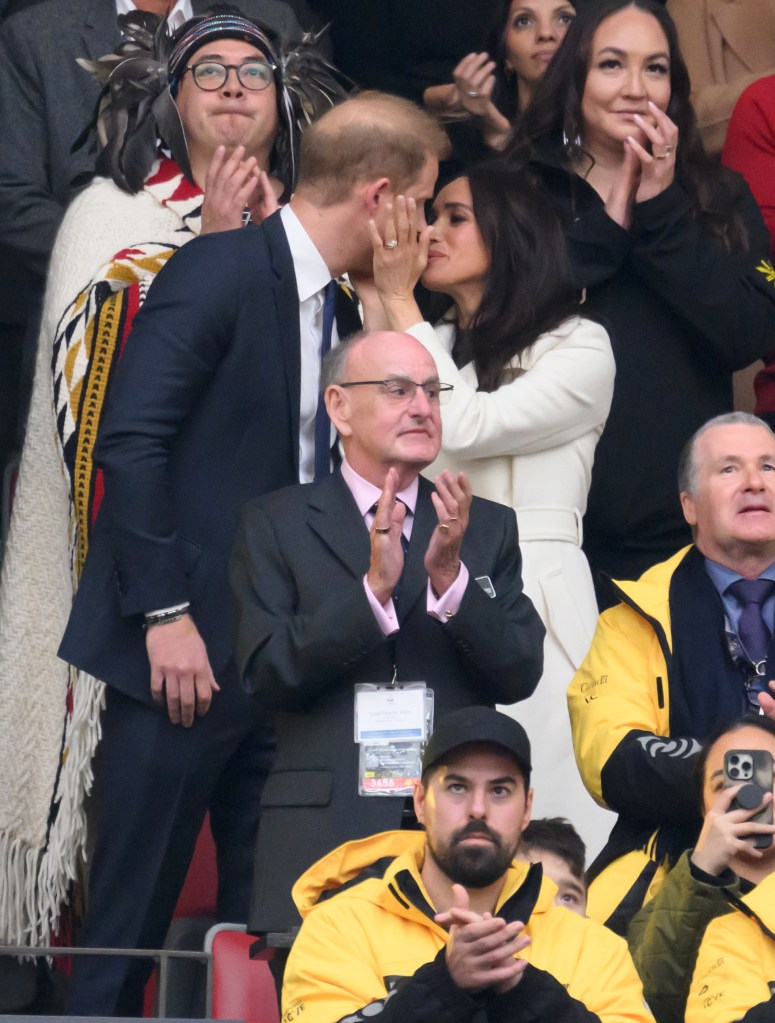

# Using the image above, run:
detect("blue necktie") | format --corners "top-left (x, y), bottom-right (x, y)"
top-left (314, 280), bottom-right (337, 482)
top-left (727, 578), bottom-right (775, 665)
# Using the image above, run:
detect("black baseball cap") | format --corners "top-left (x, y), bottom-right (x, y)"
top-left (422, 707), bottom-right (532, 781)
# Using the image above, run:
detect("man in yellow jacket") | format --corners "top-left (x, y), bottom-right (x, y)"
top-left (569, 412), bottom-right (775, 933)
top-left (282, 707), bottom-right (653, 1023)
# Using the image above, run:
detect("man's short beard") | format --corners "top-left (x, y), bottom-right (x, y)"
top-left (427, 820), bottom-right (516, 889)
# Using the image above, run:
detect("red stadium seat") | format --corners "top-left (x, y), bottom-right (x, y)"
top-left (206, 923), bottom-right (279, 1023)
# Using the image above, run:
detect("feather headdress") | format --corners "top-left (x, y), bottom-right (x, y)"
top-left (78, 10), bottom-right (350, 196)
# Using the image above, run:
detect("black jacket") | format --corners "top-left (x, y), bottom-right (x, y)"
top-left (530, 144), bottom-right (775, 583)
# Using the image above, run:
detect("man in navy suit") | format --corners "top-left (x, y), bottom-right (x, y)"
top-left (230, 329), bottom-right (545, 945)
top-left (59, 91), bottom-right (447, 1016)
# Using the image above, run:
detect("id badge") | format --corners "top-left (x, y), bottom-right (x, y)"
top-left (354, 683), bottom-right (434, 796)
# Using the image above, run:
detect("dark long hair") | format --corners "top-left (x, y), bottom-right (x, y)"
top-left (486, 0), bottom-right (522, 123)
top-left (506, 0), bottom-right (748, 251)
top-left (454, 163), bottom-right (580, 392)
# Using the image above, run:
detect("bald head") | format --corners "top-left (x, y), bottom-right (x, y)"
top-left (323, 331), bottom-right (444, 488)
top-left (296, 90), bottom-right (448, 205)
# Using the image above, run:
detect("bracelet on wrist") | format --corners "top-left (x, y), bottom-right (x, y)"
top-left (144, 606), bottom-right (190, 629)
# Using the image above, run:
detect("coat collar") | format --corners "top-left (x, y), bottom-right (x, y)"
top-left (728, 872), bottom-right (775, 942)
top-left (292, 826), bottom-right (553, 931)
top-left (608, 545), bottom-right (694, 653)
top-left (708, 0), bottom-right (775, 73)
top-left (262, 211), bottom-right (302, 472)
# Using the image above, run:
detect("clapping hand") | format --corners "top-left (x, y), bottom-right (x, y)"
top-left (437, 884), bottom-right (530, 994)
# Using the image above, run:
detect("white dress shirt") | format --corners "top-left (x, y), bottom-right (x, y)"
top-left (280, 204), bottom-right (339, 483)
top-left (116, 0), bottom-right (193, 32)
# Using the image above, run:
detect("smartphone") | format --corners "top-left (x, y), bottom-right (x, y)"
top-left (723, 749), bottom-right (774, 849)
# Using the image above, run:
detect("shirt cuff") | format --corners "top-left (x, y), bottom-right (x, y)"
top-left (363, 576), bottom-right (400, 635)
top-left (145, 602), bottom-right (190, 619)
top-left (427, 564), bottom-right (469, 622)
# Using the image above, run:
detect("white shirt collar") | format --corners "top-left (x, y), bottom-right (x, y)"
top-left (280, 204), bottom-right (331, 302)
top-left (115, 0), bottom-right (193, 33)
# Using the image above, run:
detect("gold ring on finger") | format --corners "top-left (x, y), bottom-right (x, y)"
top-left (438, 524), bottom-right (450, 534)
top-left (384, 239), bottom-right (398, 250)
top-left (374, 526), bottom-right (391, 534)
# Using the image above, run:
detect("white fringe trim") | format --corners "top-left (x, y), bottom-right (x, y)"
top-left (0, 670), bottom-right (104, 947)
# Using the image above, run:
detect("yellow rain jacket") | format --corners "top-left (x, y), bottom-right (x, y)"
top-left (282, 829), bottom-right (654, 1023)
top-left (568, 547), bottom-right (710, 928)
top-left (686, 872), bottom-right (775, 1023)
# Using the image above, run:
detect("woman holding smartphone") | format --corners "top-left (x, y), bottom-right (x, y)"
top-left (630, 715), bottom-right (775, 1023)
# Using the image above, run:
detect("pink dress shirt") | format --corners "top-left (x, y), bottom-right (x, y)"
top-left (339, 459), bottom-right (469, 634)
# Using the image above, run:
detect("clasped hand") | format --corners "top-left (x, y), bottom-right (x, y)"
top-left (366, 467), bottom-right (472, 605)
top-left (605, 101), bottom-right (678, 229)
top-left (436, 884), bottom-right (530, 994)
top-left (200, 144), bottom-right (279, 234)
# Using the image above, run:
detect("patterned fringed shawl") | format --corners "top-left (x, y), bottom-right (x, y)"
top-left (0, 158), bottom-right (201, 945)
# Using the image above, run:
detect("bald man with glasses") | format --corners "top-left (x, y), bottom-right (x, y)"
top-left (229, 328), bottom-right (544, 958)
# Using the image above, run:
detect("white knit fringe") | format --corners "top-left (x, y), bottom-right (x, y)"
top-left (35, 670), bottom-right (105, 946)
top-left (0, 671), bottom-right (104, 948)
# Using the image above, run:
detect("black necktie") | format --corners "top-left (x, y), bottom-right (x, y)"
top-left (727, 578), bottom-right (775, 665)
top-left (314, 280), bottom-right (337, 482)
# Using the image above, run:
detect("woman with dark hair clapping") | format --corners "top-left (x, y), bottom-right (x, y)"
top-left (361, 163), bottom-right (615, 855)
top-left (425, 0), bottom-right (578, 156)
top-left (506, 0), bottom-right (775, 601)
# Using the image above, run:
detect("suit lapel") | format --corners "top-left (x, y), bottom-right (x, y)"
top-left (306, 471), bottom-right (371, 579)
top-left (80, 1), bottom-right (123, 58)
top-left (305, 472), bottom-right (438, 613)
top-left (709, 0), bottom-right (775, 71)
top-left (264, 212), bottom-right (302, 476)
top-left (397, 477), bottom-right (437, 621)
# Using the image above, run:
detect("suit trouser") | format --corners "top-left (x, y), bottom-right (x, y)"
top-left (65, 678), bottom-right (275, 1017)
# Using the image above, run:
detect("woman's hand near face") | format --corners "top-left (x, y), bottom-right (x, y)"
top-left (454, 52), bottom-right (513, 148)
top-left (690, 783), bottom-right (775, 877)
top-left (627, 101), bottom-right (678, 204)
top-left (367, 195), bottom-right (430, 331)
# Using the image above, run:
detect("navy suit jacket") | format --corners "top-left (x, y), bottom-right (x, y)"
top-left (59, 212), bottom-right (358, 700)
top-left (230, 468), bottom-right (545, 931)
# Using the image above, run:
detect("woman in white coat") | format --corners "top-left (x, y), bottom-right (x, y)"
top-left (364, 164), bottom-right (616, 856)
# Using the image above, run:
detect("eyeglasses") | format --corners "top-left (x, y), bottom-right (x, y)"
top-left (184, 60), bottom-right (275, 92)
top-left (338, 378), bottom-right (454, 405)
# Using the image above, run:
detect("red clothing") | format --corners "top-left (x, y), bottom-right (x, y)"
top-left (723, 74), bottom-right (775, 417)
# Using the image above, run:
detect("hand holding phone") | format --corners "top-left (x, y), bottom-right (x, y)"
top-left (723, 750), bottom-right (774, 849)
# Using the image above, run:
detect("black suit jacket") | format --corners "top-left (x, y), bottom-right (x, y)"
top-left (59, 212), bottom-right (358, 700)
top-left (230, 469), bottom-right (545, 932)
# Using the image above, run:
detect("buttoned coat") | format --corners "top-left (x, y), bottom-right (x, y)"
top-left (667, 0), bottom-right (775, 153)
top-left (230, 468), bottom-right (545, 933)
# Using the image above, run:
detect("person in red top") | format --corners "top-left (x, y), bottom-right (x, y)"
top-left (723, 75), bottom-right (775, 430)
